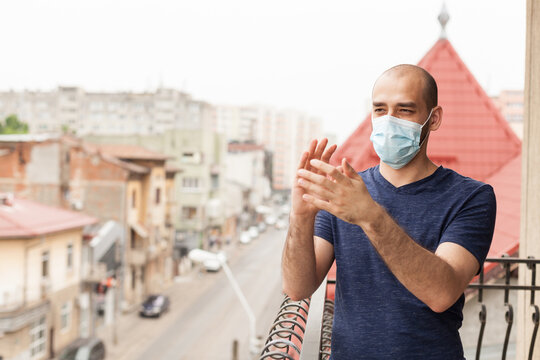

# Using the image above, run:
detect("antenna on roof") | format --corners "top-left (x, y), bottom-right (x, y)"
top-left (438, 2), bottom-right (450, 39)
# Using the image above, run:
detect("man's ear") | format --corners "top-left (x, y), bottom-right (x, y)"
top-left (429, 106), bottom-right (443, 132)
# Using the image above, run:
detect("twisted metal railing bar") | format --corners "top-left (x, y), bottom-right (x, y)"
top-left (319, 299), bottom-right (334, 360)
top-left (468, 256), bottom-right (540, 360)
top-left (259, 296), bottom-right (310, 360)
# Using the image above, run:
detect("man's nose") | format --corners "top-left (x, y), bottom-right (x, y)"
top-left (388, 108), bottom-right (398, 117)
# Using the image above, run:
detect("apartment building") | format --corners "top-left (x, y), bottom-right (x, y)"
top-left (0, 87), bottom-right (212, 135)
top-left (0, 135), bottom-right (178, 311)
top-left (0, 194), bottom-right (96, 360)
top-left (491, 89), bottom-right (524, 139)
top-left (84, 127), bottom-right (227, 251)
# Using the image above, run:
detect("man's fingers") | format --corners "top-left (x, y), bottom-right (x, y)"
top-left (342, 158), bottom-right (358, 178)
top-left (313, 138), bottom-right (328, 160)
top-left (309, 159), bottom-right (347, 183)
top-left (321, 144), bottom-right (337, 164)
top-left (298, 169), bottom-right (334, 189)
top-left (297, 178), bottom-right (334, 200)
top-left (302, 193), bottom-right (332, 212)
top-left (297, 151), bottom-right (309, 170)
top-left (304, 139), bottom-right (318, 171)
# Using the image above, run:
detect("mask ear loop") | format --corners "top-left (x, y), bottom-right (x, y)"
top-left (418, 108), bottom-right (435, 147)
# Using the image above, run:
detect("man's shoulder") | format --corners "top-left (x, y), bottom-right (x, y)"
top-left (438, 167), bottom-right (495, 200)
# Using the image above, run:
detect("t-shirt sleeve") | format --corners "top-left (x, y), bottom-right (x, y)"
top-left (439, 184), bottom-right (497, 272)
top-left (314, 210), bottom-right (334, 245)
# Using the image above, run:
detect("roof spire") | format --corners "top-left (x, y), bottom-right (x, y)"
top-left (438, 2), bottom-right (450, 39)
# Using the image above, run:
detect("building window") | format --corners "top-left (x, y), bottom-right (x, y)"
top-left (182, 177), bottom-right (200, 191)
top-left (211, 174), bottom-right (219, 190)
top-left (30, 316), bottom-right (46, 358)
top-left (132, 189), bottom-right (136, 208)
top-left (131, 267), bottom-right (136, 290)
top-left (182, 206), bottom-right (197, 220)
top-left (67, 244), bottom-right (73, 271)
top-left (60, 301), bottom-right (72, 331)
top-left (155, 188), bottom-right (161, 204)
top-left (181, 152), bottom-right (201, 164)
top-left (42, 251), bottom-right (49, 278)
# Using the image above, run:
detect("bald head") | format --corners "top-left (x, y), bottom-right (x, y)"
top-left (375, 64), bottom-right (438, 112)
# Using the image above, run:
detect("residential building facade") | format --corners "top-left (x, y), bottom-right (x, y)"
top-left (0, 194), bottom-right (96, 360)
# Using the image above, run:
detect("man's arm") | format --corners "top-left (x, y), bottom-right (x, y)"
top-left (281, 138), bottom-right (336, 301)
top-left (282, 215), bottom-right (335, 301)
top-left (360, 203), bottom-right (479, 312)
top-left (297, 159), bottom-right (490, 313)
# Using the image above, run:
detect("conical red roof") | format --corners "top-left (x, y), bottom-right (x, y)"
top-left (331, 39), bottom-right (521, 182)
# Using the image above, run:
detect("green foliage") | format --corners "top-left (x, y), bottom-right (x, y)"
top-left (0, 115), bottom-right (29, 134)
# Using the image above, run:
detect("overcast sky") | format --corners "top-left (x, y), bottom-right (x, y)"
top-left (0, 0), bottom-right (526, 142)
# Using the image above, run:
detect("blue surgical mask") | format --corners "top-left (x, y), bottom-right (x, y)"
top-left (369, 109), bottom-right (433, 169)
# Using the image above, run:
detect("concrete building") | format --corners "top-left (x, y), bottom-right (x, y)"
top-left (215, 105), bottom-right (259, 143)
top-left (226, 142), bottom-right (272, 230)
top-left (492, 89), bottom-right (524, 139)
top-left (78, 142), bottom-right (177, 307)
top-left (0, 87), bottom-right (214, 135)
top-left (255, 108), bottom-right (323, 191)
top-left (0, 135), bottom-right (178, 311)
top-left (0, 194), bottom-right (96, 360)
top-left (84, 128), bottom-right (227, 252)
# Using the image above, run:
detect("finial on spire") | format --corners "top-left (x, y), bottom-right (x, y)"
top-left (438, 2), bottom-right (450, 39)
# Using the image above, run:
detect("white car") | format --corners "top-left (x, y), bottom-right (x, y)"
top-left (275, 219), bottom-right (287, 230)
top-left (265, 215), bottom-right (277, 226)
top-left (248, 226), bottom-right (259, 239)
top-left (203, 258), bottom-right (221, 272)
top-left (240, 231), bottom-right (251, 244)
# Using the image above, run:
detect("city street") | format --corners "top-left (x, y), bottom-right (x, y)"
top-left (98, 227), bottom-right (287, 360)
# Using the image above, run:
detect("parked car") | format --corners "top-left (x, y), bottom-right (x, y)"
top-left (139, 294), bottom-right (170, 318)
top-left (240, 231), bottom-right (251, 244)
top-left (58, 337), bottom-right (106, 360)
top-left (265, 215), bottom-right (277, 226)
top-left (276, 219), bottom-right (287, 230)
top-left (203, 258), bottom-right (221, 272)
top-left (248, 226), bottom-right (259, 239)
top-left (258, 222), bottom-right (267, 233)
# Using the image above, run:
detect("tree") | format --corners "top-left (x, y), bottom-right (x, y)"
top-left (0, 115), bottom-right (29, 134)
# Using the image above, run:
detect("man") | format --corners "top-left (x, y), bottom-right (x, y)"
top-left (281, 64), bottom-right (496, 359)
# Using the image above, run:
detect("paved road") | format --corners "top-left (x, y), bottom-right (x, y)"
top-left (99, 227), bottom-right (287, 360)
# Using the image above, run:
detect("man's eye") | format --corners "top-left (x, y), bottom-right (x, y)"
top-left (400, 109), bottom-right (413, 113)
top-left (374, 109), bottom-right (384, 112)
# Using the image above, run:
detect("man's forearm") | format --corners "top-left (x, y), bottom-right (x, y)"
top-left (281, 214), bottom-right (318, 300)
top-left (359, 204), bottom-right (463, 312)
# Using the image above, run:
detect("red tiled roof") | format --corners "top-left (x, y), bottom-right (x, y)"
top-left (0, 196), bottom-right (97, 239)
top-left (484, 154), bottom-right (521, 269)
top-left (228, 143), bottom-right (265, 152)
top-left (95, 144), bottom-right (170, 161)
top-left (331, 39), bottom-right (522, 182)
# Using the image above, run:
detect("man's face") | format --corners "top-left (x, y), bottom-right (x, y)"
top-left (371, 71), bottom-right (430, 126)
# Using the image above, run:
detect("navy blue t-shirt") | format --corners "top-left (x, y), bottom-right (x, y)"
top-left (314, 165), bottom-right (496, 360)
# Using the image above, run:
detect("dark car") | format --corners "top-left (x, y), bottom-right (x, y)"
top-left (57, 337), bottom-right (105, 360)
top-left (139, 294), bottom-right (170, 318)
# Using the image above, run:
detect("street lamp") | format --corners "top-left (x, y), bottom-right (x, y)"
top-left (188, 249), bottom-right (262, 355)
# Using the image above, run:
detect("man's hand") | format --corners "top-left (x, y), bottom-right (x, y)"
top-left (297, 158), bottom-right (376, 226)
top-left (291, 139), bottom-right (337, 219)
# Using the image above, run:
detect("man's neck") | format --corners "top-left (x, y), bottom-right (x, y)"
top-left (378, 153), bottom-right (439, 188)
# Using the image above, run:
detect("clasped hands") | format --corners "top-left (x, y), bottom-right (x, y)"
top-left (296, 139), bottom-right (377, 227)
